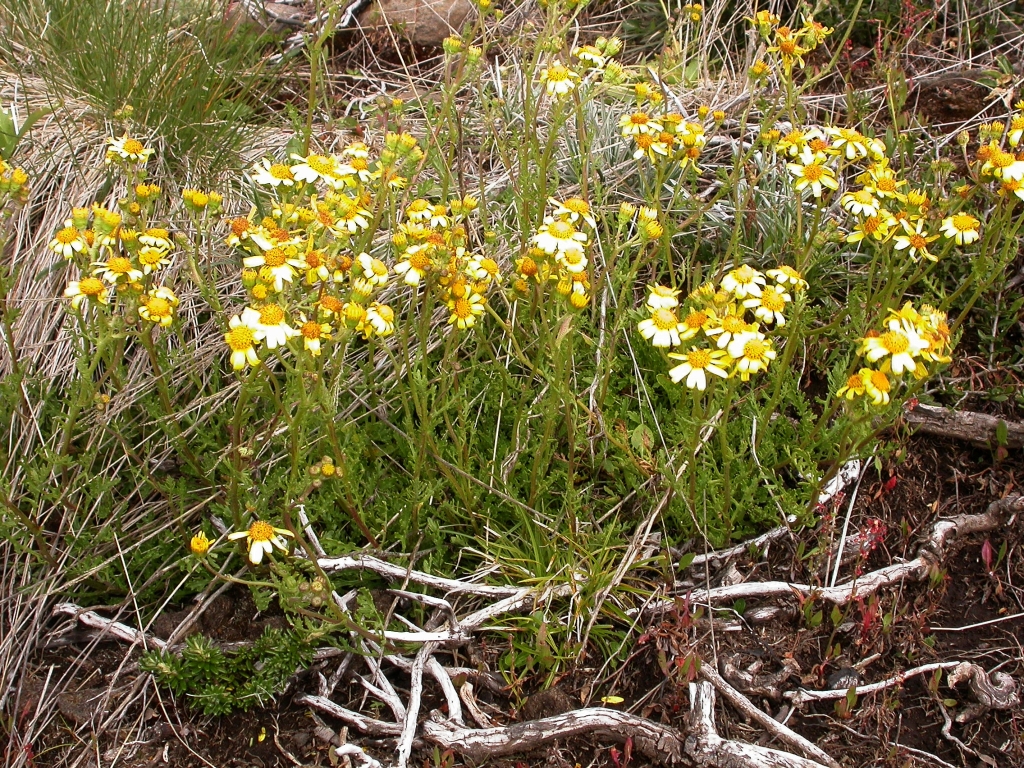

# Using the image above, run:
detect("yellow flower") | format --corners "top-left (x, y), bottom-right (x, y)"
top-left (720, 264), bottom-right (766, 299)
top-left (252, 158), bottom-right (297, 187)
top-left (227, 520), bottom-right (293, 565)
top-left (290, 152), bottom-right (342, 186)
top-left (139, 286), bottom-right (179, 327)
top-left (619, 111), bottom-right (663, 137)
top-left (539, 60), bottom-right (580, 97)
top-left (638, 307), bottom-right (684, 348)
top-left (646, 284), bottom-right (680, 310)
top-left (49, 223), bottom-right (86, 259)
top-left (841, 189), bottom-right (881, 217)
top-left (787, 148), bottom-right (838, 198)
top-left (548, 197), bottom-right (597, 228)
top-left (243, 247), bottom-right (297, 292)
top-left (533, 218), bottom-right (587, 257)
top-left (64, 277), bottom-right (109, 309)
top-left (893, 220), bottom-right (940, 262)
top-left (395, 246), bottom-right (434, 286)
top-left (668, 347), bottom-right (728, 390)
top-left (92, 255), bottom-right (143, 285)
top-left (105, 134), bottom-right (154, 164)
top-left (241, 303), bottom-right (298, 350)
top-left (836, 371), bottom-right (866, 400)
top-left (355, 252), bottom-right (389, 287)
top-left (765, 265), bottom-right (807, 291)
top-left (861, 368), bottom-right (891, 406)
top-left (364, 302), bottom-right (396, 337)
top-left (705, 309), bottom-right (754, 349)
top-left (297, 314), bottom-right (332, 355)
top-left (743, 284), bottom-right (791, 325)
top-left (189, 532), bottom-right (211, 557)
top-left (572, 45), bottom-right (606, 69)
top-left (140, 228), bottom-right (174, 251)
top-left (940, 213), bottom-right (981, 245)
top-left (224, 314), bottom-right (261, 370)
top-left (633, 132), bottom-right (670, 162)
top-left (448, 292), bottom-right (486, 329)
top-left (858, 322), bottom-right (929, 375)
top-left (826, 127), bottom-right (871, 160)
top-left (726, 332), bottom-right (776, 380)
top-left (847, 215), bottom-right (892, 244)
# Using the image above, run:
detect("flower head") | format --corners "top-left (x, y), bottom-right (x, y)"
top-left (727, 332), bottom-right (776, 380)
top-left (189, 532), bottom-right (211, 557)
top-left (139, 286), bottom-right (179, 327)
top-left (106, 134), bottom-right (154, 164)
top-left (252, 158), bottom-right (296, 187)
top-left (224, 314), bottom-right (261, 370)
top-left (540, 60), bottom-right (580, 97)
top-left (940, 213), bottom-right (980, 245)
top-left (720, 265), bottom-right (766, 299)
top-left (668, 347), bottom-right (729, 390)
top-left (64, 277), bottom-right (109, 309)
top-left (227, 520), bottom-right (293, 565)
top-left (638, 307), bottom-right (684, 348)
top-left (49, 223), bottom-right (86, 259)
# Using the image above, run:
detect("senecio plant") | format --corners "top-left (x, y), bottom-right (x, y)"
top-left (8, 2), bottom-right (1022, 709)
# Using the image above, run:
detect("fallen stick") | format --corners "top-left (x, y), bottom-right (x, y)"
top-left (295, 694), bottom-right (403, 737)
top-left (639, 495), bottom-right (1024, 616)
top-left (786, 661), bottom-right (961, 707)
top-left (52, 603), bottom-right (166, 651)
top-left (904, 403), bottom-right (1024, 448)
top-left (687, 682), bottom-right (831, 768)
top-left (699, 665), bottom-right (839, 767)
top-left (422, 707), bottom-right (687, 765)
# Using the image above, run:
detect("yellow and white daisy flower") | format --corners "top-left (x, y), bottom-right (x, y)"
top-left (861, 368), bottom-right (891, 405)
top-left (49, 223), bottom-right (86, 259)
top-left (448, 292), bottom-right (486, 329)
top-left (290, 152), bottom-right (343, 186)
top-left (727, 332), bottom-right (777, 380)
top-left (572, 45), bottom-right (607, 69)
top-left (355, 252), bottom-right (389, 287)
top-left (139, 228), bottom-right (174, 251)
top-left (297, 314), bottom-right (331, 356)
top-left (720, 264), bottom-right (766, 299)
top-left (106, 134), bottom-right (155, 164)
top-left (64, 277), bottom-right (109, 309)
top-left (139, 286), bottom-right (179, 327)
top-left (364, 302), bottom-right (396, 337)
top-left (619, 111), bottom-right (663, 137)
top-left (241, 303), bottom-right (299, 350)
top-left (532, 217), bottom-right (588, 257)
top-left (668, 347), bottom-right (729, 390)
top-left (638, 307), bottom-right (684, 348)
top-left (765, 265), bottom-right (807, 291)
top-left (841, 188), bottom-right (881, 217)
top-left (742, 284), bottom-right (791, 325)
top-left (224, 314), bottom-right (261, 370)
top-left (678, 307), bottom-right (716, 341)
top-left (548, 197), bottom-right (597, 229)
top-left (835, 371), bottom-right (867, 400)
top-left (825, 127), bottom-right (871, 160)
top-left (227, 520), bottom-right (293, 565)
top-left (242, 247), bottom-right (296, 292)
top-left (705, 310), bottom-right (756, 349)
top-left (539, 60), bottom-right (580, 97)
top-left (92, 255), bottom-right (143, 284)
top-left (858, 322), bottom-right (929, 375)
top-left (646, 284), bottom-right (680, 310)
top-left (251, 158), bottom-right (297, 187)
top-left (940, 213), bottom-right (981, 245)
top-left (787, 147), bottom-right (838, 198)
top-left (893, 220), bottom-right (940, 262)
top-left (395, 246), bottom-right (434, 286)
